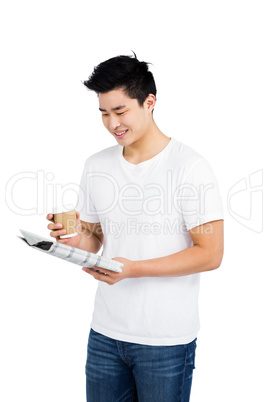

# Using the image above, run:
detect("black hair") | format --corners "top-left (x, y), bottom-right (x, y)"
top-left (83, 52), bottom-right (157, 106)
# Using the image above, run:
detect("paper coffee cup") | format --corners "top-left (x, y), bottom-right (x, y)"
top-left (52, 205), bottom-right (78, 238)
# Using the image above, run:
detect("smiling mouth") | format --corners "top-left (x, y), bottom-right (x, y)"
top-left (114, 129), bottom-right (128, 137)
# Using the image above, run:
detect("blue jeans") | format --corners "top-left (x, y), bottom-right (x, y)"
top-left (85, 329), bottom-right (197, 402)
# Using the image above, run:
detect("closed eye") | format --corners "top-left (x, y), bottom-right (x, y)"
top-left (101, 110), bottom-right (127, 117)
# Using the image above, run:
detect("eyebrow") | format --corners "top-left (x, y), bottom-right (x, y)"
top-left (99, 105), bottom-right (126, 112)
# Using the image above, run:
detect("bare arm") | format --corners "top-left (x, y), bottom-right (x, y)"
top-left (82, 220), bottom-right (224, 284)
top-left (132, 219), bottom-right (224, 277)
top-left (78, 220), bottom-right (104, 254)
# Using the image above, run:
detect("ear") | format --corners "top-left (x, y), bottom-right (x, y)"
top-left (144, 94), bottom-right (156, 113)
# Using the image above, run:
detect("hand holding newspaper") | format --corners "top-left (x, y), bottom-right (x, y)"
top-left (19, 229), bottom-right (123, 273)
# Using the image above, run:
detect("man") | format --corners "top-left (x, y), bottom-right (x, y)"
top-left (47, 54), bottom-right (224, 402)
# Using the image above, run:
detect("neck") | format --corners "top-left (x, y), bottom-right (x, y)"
top-left (123, 121), bottom-right (171, 164)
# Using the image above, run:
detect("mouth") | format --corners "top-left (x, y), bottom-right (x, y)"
top-left (113, 129), bottom-right (128, 138)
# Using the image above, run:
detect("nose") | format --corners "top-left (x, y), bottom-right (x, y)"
top-left (109, 115), bottom-right (120, 131)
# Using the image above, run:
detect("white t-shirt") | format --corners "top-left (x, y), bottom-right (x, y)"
top-left (78, 137), bottom-right (224, 346)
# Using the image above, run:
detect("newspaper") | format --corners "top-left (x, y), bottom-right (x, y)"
top-left (18, 229), bottom-right (123, 273)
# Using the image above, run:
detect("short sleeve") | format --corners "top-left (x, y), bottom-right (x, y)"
top-left (77, 160), bottom-right (100, 223)
top-left (178, 158), bottom-right (224, 230)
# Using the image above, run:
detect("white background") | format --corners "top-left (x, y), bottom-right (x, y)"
top-left (1, 1), bottom-right (267, 401)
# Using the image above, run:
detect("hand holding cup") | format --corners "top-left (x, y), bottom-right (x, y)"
top-left (47, 208), bottom-right (81, 247)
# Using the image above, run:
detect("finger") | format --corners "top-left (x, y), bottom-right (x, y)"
top-left (82, 267), bottom-right (94, 275)
top-left (83, 267), bottom-right (107, 275)
top-left (46, 213), bottom-right (54, 222)
top-left (91, 266), bottom-right (118, 276)
top-left (82, 267), bottom-right (110, 282)
top-left (49, 229), bottom-right (66, 238)
top-left (57, 238), bottom-right (71, 244)
top-left (47, 223), bottom-right (63, 230)
top-left (89, 266), bottom-right (114, 276)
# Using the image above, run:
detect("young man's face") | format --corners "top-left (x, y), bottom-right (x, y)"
top-left (98, 88), bottom-right (154, 145)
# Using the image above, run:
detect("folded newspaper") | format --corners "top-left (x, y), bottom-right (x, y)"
top-left (19, 229), bottom-right (123, 273)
